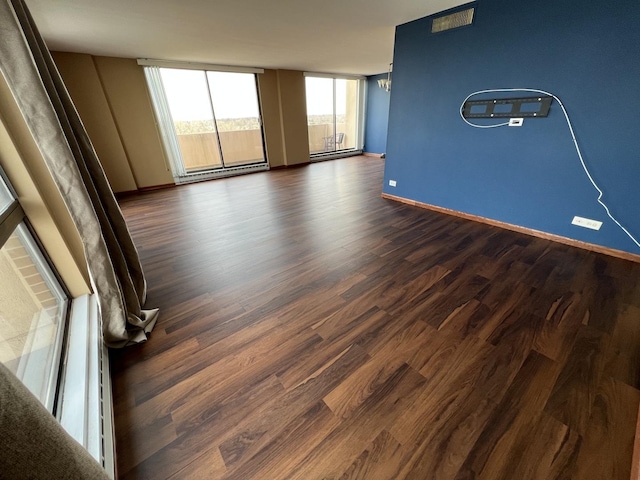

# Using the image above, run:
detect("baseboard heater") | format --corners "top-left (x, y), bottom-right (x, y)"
top-left (174, 162), bottom-right (270, 185)
top-left (58, 295), bottom-right (116, 478)
top-left (310, 149), bottom-right (363, 162)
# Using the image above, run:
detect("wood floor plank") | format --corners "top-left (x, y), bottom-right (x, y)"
top-left (605, 304), bottom-right (640, 389)
top-left (170, 333), bottom-right (321, 435)
top-left (168, 446), bottom-right (227, 480)
top-left (578, 273), bottom-right (624, 335)
top-left (374, 264), bottom-right (451, 315)
top-left (544, 325), bottom-right (611, 435)
top-left (480, 412), bottom-right (581, 480)
top-left (115, 413), bottom-right (178, 477)
top-left (278, 307), bottom-right (390, 391)
top-left (338, 430), bottom-right (410, 480)
top-left (455, 350), bottom-right (565, 479)
top-left (533, 292), bottom-right (585, 362)
top-left (436, 298), bottom-right (491, 337)
top-left (406, 326), bottom-right (468, 379)
top-left (474, 280), bottom-right (538, 341)
top-left (392, 312), bottom-right (539, 478)
top-left (390, 333), bottom-right (495, 446)
top-left (111, 156), bottom-right (640, 479)
top-left (323, 320), bottom-right (428, 419)
top-left (573, 377), bottom-right (640, 480)
top-left (286, 364), bottom-right (426, 480)
top-left (133, 375), bottom-right (286, 480)
top-left (220, 402), bottom-right (340, 480)
top-left (217, 344), bottom-right (370, 474)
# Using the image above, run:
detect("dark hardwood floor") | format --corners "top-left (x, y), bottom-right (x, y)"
top-left (112, 155), bottom-right (640, 479)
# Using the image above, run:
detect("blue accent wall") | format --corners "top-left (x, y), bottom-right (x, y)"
top-left (383, 0), bottom-right (640, 254)
top-left (364, 74), bottom-right (391, 154)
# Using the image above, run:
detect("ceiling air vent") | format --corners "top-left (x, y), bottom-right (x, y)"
top-left (431, 7), bottom-right (475, 33)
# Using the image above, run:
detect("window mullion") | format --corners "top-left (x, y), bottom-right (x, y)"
top-left (204, 71), bottom-right (226, 169)
top-left (0, 200), bottom-right (25, 247)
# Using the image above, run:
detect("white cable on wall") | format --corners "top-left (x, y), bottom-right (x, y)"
top-left (460, 88), bottom-right (640, 249)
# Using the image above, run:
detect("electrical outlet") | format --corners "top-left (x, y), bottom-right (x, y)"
top-left (571, 216), bottom-right (602, 231)
top-left (389, 180), bottom-right (397, 187)
top-left (508, 118), bottom-right (524, 127)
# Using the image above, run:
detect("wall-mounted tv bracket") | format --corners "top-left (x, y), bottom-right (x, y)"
top-left (462, 95), bottom-right (553, 118)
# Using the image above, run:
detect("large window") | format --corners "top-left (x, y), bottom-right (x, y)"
top-left (144, 63), bottom-right (268, 182)
top-left (0, 172), bottom-right (69, 412)
top-left (305, 75), bottom-right (363, 156)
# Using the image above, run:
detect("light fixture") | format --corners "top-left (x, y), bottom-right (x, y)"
top-left (377, 63), bottom-right (392, 92)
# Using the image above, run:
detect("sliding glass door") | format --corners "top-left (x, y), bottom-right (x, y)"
top-left (306, 76), bottom-right (361, 156)
top-left (160, 69), bottom-right (222, 171)
top-left (306, 77), bottom-right (334, 155)
top-left (155, 68), bottom-right (266, 176)
top-left (207, 72), bottom-right (265, 167)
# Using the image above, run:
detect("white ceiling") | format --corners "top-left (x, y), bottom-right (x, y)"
top-left (26, 0), bottom-right (466, 76)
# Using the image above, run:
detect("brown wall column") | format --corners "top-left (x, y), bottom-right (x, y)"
top-left (52, 53), bottom-right (173, 193)
top-left (275, 70), bottom-right (310, 166)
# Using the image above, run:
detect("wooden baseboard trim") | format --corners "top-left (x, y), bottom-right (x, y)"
top-left (139, 183), bottom-right (176, 192)
top-left (363, 152), bottom-right (384, 158)
top-left (114, 189), bottom-right (139, 199)
top-left (381, 192), bottom-right (640, 264)
top-left (270, 162), bottom-right (310, 170)
top-left (116, 183), bottom-right (176, 199)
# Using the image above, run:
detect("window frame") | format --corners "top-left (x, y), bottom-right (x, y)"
top-left (143, 64), bottom-right (270, 183)
top-left (0, 167), bottom-right (72, 414)
top-left (303, 72), bottom-right (366, 159)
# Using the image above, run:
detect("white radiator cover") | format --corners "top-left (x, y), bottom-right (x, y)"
top-left (58, 295), bottom-right (116, 479)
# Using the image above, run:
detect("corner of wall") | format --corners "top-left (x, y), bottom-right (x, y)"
top-left (51, 52), bottom-right (138, 193)
top-left (52, 52), bottom-right (174, 192)
top-left (92, 56), bottom-right (174, 189)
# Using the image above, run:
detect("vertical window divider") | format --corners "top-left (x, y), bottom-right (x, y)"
top-left (254, 75), bottom-right (269, 163)
top-left (332, 78), bottom-right (337, 152)
top-left (204, 72), bottom-right (227, 169)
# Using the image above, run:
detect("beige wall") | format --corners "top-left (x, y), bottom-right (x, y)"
top-left (52, 53), bottom-right (138, 193)
top-left (0, 76), bottom-right (90, 297)
top-left (52, 52), bottom-right (173, 192)
top-left (345, 80), bottom-right (359, 150)
top-left (276, 70), bottom-right (311, 166)
top-left (54, 53), bottom-right (312, 182)
top-left (258, 69), bottom-right (311, 168)
top-left (92, 56), bottom-right (173, 188)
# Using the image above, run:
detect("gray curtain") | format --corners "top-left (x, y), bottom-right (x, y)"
top-left (0, 0), bottom-right (158, 347)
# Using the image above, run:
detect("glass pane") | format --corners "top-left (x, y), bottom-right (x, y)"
top-left (335, 79), bottom-right (359, 151)
top-left (0, 223), bottom-right (68, 410)
top-left (0, 174), bottom-right (14, 215)
top-left (206, 72), bottom-right (265, 167)
top-left (159, 68), bottom-right (223, 172)
top-left (306, 77), bottom-right (335, 154)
